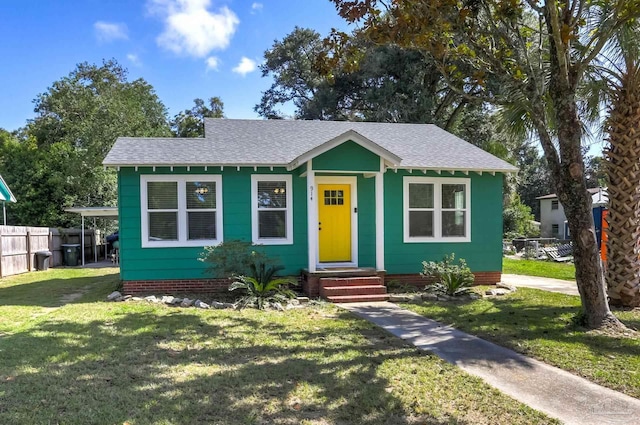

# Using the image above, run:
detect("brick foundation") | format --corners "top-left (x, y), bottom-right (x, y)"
top-left (385, 271), bottom-right (502, 289)
top-left (122, 278), bottom-right (233, 295)
top-left (123, 271), bottom-right (501, 296)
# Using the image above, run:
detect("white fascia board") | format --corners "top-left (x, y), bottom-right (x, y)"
top-left (102, 163), bottom-right (288, 169)
top-left (0, 174), bottom-right (16, 203)
top-left (397, 166), bottom-right (518, 174)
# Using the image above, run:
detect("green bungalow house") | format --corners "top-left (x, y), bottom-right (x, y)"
top-left (0, 173), bottom-right (17, 225)
top-left (103, 119), bottom-right (517, 300)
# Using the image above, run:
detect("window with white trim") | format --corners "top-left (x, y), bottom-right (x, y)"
top-left (251, 175), bottom-right (293, 245)
top-left (403, 177), bottom-right (471, 243)
top-left (141, 175), bottom-right (223, 247)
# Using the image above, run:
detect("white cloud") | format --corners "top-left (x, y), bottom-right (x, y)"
top-left (205, 56), bottom-right (220, 71)
top-left (127, 53), bottom-right (142, 67)
top-left (251, 2), bottom-right (263, 13)
top-left (232, 57), bottom-right (257, 76)
top-left (94, 21), bottom-right (128, 42)
top-left (149, 0), bottom-right (239, 57)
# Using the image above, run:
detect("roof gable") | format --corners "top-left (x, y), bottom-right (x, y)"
top-left (288, 130), bottom-right (400, 170)
top-left (0, 174), bottom-right (16, 203)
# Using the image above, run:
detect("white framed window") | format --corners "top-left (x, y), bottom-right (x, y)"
top-left (251, 175), bottom-right (293, 245)
top-left (403, 176), bottom-right (471, 243)
top-left (551, 200), bottom-right (559, 210)
top-left (140, 175), bottom-right (223, 248)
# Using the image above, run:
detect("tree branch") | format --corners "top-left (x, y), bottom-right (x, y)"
top-left (546, 0), bottom-right (571, 87)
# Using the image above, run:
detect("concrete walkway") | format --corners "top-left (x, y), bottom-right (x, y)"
top-left (501, 273), bottom-right (579, 296)
top-left (341, 302), bottom-right (640, 425)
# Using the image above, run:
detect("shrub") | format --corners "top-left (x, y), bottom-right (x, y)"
top-left (200, 240), bottom-right (275, 279)
top-left (229, 263), bottom-right (297, 310)
top-left (421, 253), bottom-right (475, 296)
top-left (503, 194), bottom-right (539, 238)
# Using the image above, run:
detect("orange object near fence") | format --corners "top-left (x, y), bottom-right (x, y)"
top-left (601, 209), bottom-right (608, 263)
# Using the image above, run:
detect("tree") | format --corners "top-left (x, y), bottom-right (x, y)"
top-left (515, 142), bottom-right (553, 220)
top-left (594, 24), bottom-right (640, 307)
top-left (14, 59), bottom-right (170, 226)
top-left (257, 27), bottom-right (496, 136)
top-left (330, 0), bottom-right (640, 329)
top-left (584, 155), bottom-right (606, 189)
top-left (171, 97), bottom-right (224, 137)
top-left (503, 193), bottom-right (539, 238)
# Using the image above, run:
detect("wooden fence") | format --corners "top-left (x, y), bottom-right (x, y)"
top-left (0, 226), bottom-right (101, 278)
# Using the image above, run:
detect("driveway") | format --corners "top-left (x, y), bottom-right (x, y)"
top-left (501, 273), bottom-right (579, 296)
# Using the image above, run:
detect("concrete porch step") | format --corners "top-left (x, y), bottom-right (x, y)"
top-left (326, 294), bottom-right (390, 303)
top-left (319, 276), bottom-right (383, 288)
top-left (321, 284), bottom-right (388, 297)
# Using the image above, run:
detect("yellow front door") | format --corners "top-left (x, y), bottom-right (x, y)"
top-left (318, 184), bottom-right (351, 262)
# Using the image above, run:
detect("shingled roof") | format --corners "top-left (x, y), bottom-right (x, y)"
top-left (103, 119), bottom-right (518, 173)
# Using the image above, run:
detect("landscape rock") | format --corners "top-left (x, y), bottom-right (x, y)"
top-left (107, 291), bottom-right (122, 301)
top-left (210, 301), bottom-right (226, 309)
top-left (127, 297), bottom-right (143, 302)
top-left (437, 294), bottom-right (454, 301)
top-left (194, 300), bottom-right (210, 309)
top-left (296, 297), bottom-right (310, 304)
top-left (161, 296), bottom-right (176, 305)
top-left (144, 295), bottom-right (157, 303)
top-left (485, 288), bottom-right (510, 296)
top-left (468, 293), bottom-right (481, 300)
top-left (388, 294), bottom-right (414, 302)
top-left (180, 298), bottom-right (194, 307)
top-left (421, 293), bottom-right (439, 301)
top-left (114, 296), bottom-right (126, 302)
top-left (496, 282), bottom-right (517, 292)
top-left (223, 303), bottom-right (236, 309)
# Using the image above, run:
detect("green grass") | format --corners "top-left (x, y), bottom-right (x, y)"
top-left (503, 257), bottom-right (576, 280)
top-left (0, 268), bottom-right (558, 424)
top-left (402, 287), bottom-right (640, 398)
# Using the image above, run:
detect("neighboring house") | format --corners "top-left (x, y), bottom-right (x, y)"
top-left (537, 187), bottom-right (607, 241)
top-left (103, 119), bottom-right (517, 296)
top-left (0, 173), bottom-right (17, 225)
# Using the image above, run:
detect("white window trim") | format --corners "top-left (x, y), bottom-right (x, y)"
top-left (140, 174), bottom-right (223, 248)
top-left (251, 174), bottom-right (294, 245)
top-left (403, 176), bottom-right (471, 243)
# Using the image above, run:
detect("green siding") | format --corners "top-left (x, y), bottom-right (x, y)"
top-left (118, 166), bottom-right (503, 281)
top-left (312, 141), bottom-right (381, 172)
top-left (118, 167), bottom-right (307, 281)
top-left (383, 171), bottom-right (503, 274)
top-left (356, 175), bottom-right (376, 267)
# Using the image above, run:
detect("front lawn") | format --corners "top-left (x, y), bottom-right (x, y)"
top-left (402, 288), bottom-right (640, 398)
top-left (0, 268), bottom-right (557, 424)
top-left (503, 257), bottom-right (576, 280)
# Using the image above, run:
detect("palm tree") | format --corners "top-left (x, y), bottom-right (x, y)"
top-left (595, 25), bottom-right (640, 307)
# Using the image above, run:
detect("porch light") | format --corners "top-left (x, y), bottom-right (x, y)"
top-left (273, 188), bottom-right (285, 194)
top-left (194, 187), bottom-right (209, 195)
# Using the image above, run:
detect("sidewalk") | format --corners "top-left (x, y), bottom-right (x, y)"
top-left (341, 302), bottom-right (640, 425)
top-left (501, 273), bottom-right (579, 296)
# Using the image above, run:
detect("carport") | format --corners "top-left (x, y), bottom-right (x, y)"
top-left (65, 207), bottom-right (118, 266)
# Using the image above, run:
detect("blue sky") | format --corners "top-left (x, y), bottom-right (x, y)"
top-left (0, 0), bottom-right (351, 131)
